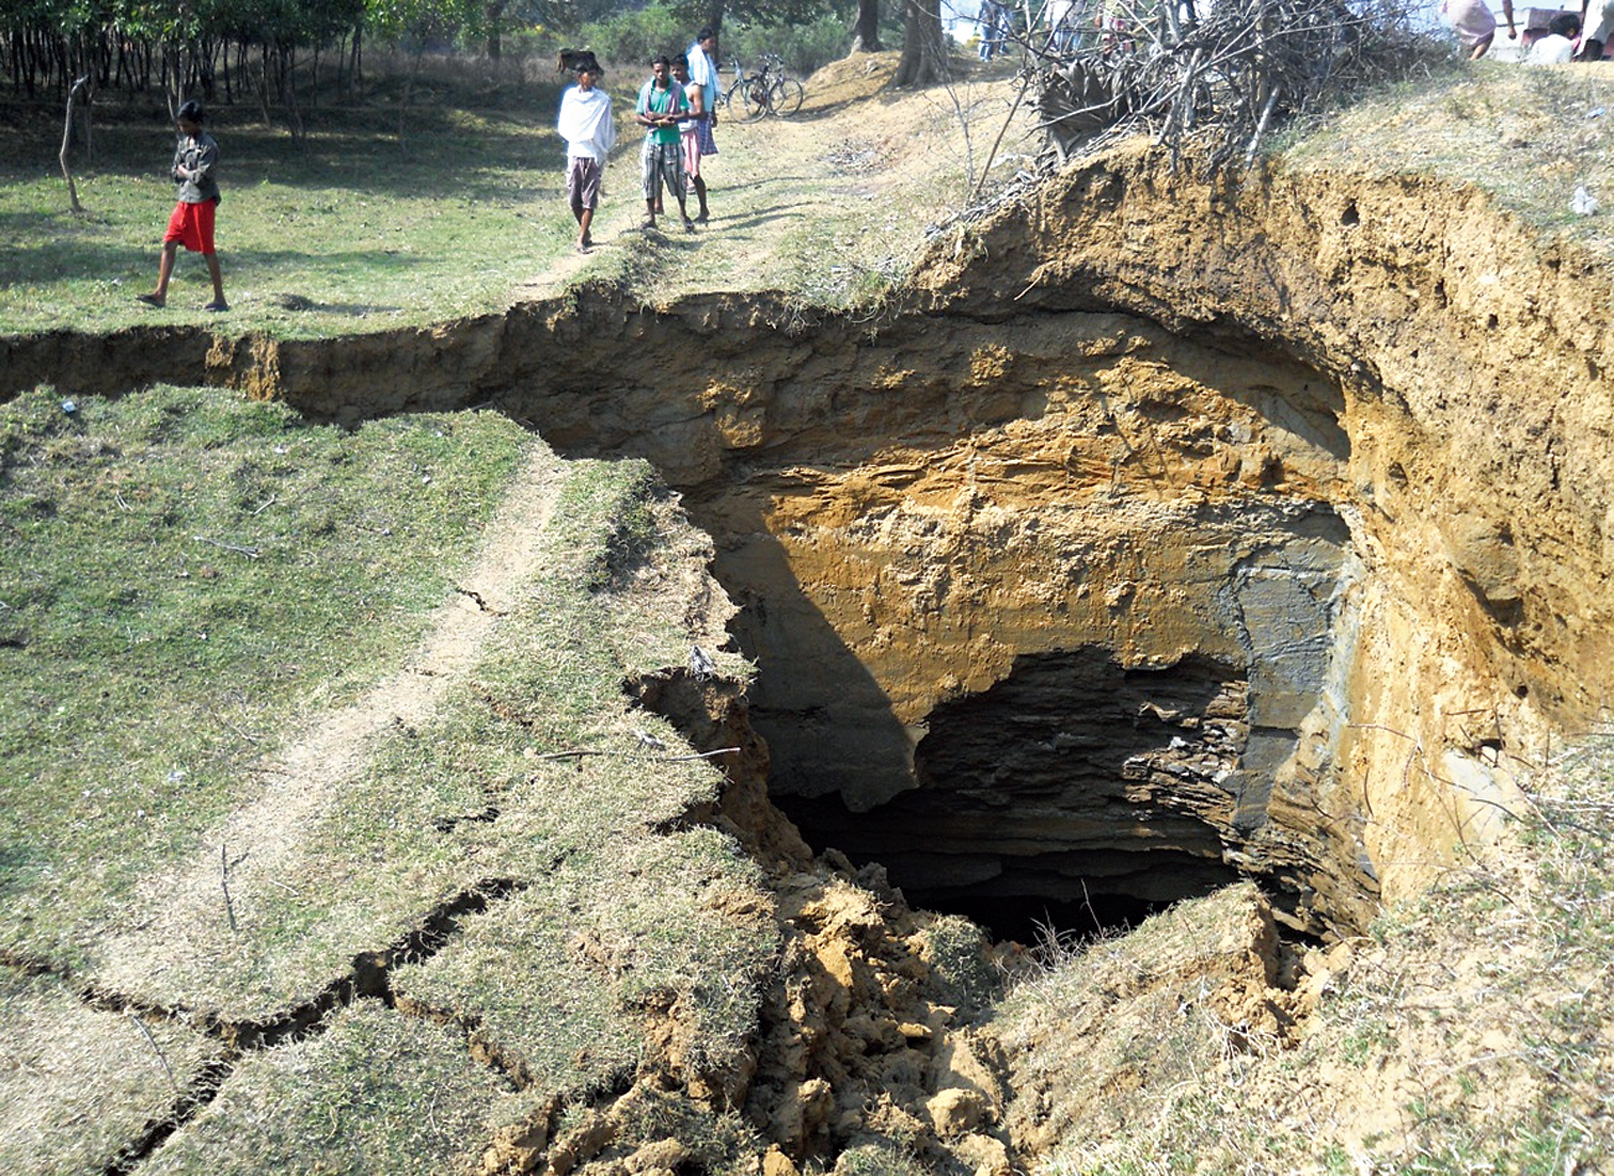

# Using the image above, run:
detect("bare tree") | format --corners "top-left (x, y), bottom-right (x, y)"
top-left (59, 76), bottom-right (90, 215)
top-left (1023, 0), bottom-right (1441, 174)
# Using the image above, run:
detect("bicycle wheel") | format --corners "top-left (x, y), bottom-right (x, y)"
top-left (723, 75), bottom-right (747, 113)
top-left (740, 79), bottom-right (770, 121)
top-left (769, 77), bottom-right (804, 117)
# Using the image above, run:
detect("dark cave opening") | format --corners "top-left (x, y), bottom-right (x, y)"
top-left (924, 890), bottom-right (1202, 948)
top-left (773, 647), bottom-right (1254, 943)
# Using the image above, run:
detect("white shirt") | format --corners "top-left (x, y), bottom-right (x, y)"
top-left (1527, 32), bottom-right (1576, 62)
top-left (687, 41), bottom-right (718, 110)
top-left (557, 85), bottom-right (616, 161)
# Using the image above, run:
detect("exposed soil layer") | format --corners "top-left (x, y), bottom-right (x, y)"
top-left (9, 141), bottom-right (1606, 948)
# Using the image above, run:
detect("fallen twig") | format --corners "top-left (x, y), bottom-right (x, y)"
top-left (534, 746), bottom-right (741, 762)
top-left (192, 535), bottom-right (260, 558)
top-left (220, 841), bottom-right (237, 932)
top-left (127, 1011), bottom-right (181, 1092)
top-left (206, 703), bottom-right (260, 745)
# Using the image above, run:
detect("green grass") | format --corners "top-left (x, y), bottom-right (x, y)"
top-left (0, 384), bottom-right (528, 966)
top-left (0, 55), bottom-right (1013, 338)
top-left (139, 1002), bottom-right (507, 1176)
top-left (1, 389), bottom-right (776, 1171)
top-left (0, 98), bottom-right (605, 338)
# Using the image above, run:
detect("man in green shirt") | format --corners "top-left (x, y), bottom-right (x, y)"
top-left (635, 56), bottom-right (692, 232)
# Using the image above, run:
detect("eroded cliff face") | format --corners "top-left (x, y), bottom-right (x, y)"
top-left (9, 145), bottom-right (1607, 945)
top-left (911, 145), bottom-right (1610, 915)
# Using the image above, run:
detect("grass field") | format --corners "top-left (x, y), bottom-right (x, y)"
top-left (0, 383), bottom-right (773, 1173)
top-left (7, 42), bottom-right (1614, 1176)
top-left (0, 95), bottom-right (578, 338)
top-left (0, 386), bottom-right (527, 967)
top-left (0, 52), bottom-right (1016, 339)
top-left (1279, 62), bottom-right (1614, 253)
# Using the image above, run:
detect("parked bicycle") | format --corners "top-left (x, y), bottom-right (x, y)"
top-left (713, 57), bottom-right (747, 112)
top-left (725, 53), bottom-right (804, 120)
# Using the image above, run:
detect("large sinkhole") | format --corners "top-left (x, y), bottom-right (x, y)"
top-left (695, 478), bottom-right (1376, 941)
top-left (575, 300), bottom-right (1376, 940)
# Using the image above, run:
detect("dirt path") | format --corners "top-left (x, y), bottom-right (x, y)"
top-left (93, 443), bottom-right (565, 1006)
top-left (87, 52), bottom-right (1032, 1006)
top-left (515, 52), bottom-right (1032, 305)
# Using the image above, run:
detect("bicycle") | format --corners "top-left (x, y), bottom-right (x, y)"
top-left (713, 56), bottom-right (747, 112)
top-left (725, 58), bottom-right (770, 121)
top-left (725, 54), bottom-right (805, 120)
top-left (766, 55), bottom-right (805, 117)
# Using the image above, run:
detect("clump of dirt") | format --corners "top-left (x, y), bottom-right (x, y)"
top-left (631, 667), bottom-right (1016, 1176)
top-left (744, 862), bottom-right (1011, 1176)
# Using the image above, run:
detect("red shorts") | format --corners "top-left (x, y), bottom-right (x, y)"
top-left (164, 199), bottom-right (218, 254)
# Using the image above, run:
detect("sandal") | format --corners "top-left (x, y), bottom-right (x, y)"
top-left (204, 300), bottom-right (229, 312)
top-left (135, 293), bottom-right (165, 307)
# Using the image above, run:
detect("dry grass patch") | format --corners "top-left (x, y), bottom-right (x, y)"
top-left (1279, 63), bottom-right (1614, 254)
top-left (994, 744), bottom-right (1614, 1175)
top-left (618, 51), bottom-right (1035, 312)
top-left (0, 968), bottom-right (227, 1176)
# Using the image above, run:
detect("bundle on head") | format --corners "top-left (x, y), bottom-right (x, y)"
top-left (557, 49), bottom-right (601, 76)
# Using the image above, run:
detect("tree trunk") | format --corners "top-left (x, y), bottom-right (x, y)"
top-left (852, 0), bottom-right (883, 51)
top-left (485, 0), bottom-right (505, 60)
top-left (895, 0), bottom-right (950, 86)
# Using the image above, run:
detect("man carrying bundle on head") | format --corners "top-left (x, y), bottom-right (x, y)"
top-left (556, 51), bottom-right (616, 253)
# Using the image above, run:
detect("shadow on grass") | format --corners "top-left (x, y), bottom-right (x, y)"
top-left (714, 205), bottom-right (802, 231)
top-left (0, 238), bottom-right (431, 289)
top-left (258, 295), bottom-right (407, 317)
top-left (5, 104), bottom-right (561, 204)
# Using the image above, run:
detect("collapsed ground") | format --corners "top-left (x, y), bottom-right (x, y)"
top-left (6, 52), bottom-right (1614, 1176)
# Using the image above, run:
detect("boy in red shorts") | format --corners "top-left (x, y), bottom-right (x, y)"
top-left (138, 99), bottom-right (227, 311)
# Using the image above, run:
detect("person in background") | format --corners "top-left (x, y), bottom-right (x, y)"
top-left (1440, 0), bottom-right (1515, 59)
top-left (684, 26), bottom-right (720, 222)
top-left (636, 56), bottom-right (692, 232)
top-left (1047, 0), bottom-right (1075, 53)
top-left (671, 56), bottom-right (712, 225)
top-left (1529, 12), bottom-right (1582, 61)
top-left (979, 0), bottom-right (1004, 60)
top-left (1578, 0), bottom-right (1614, 59)
top-left (556, 54), bottom-right (616, 253)
top-left (137, 99), bottom-right (227, 311)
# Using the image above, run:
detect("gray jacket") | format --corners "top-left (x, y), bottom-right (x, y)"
top-left (172, 132), bottom-right (221, 204)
